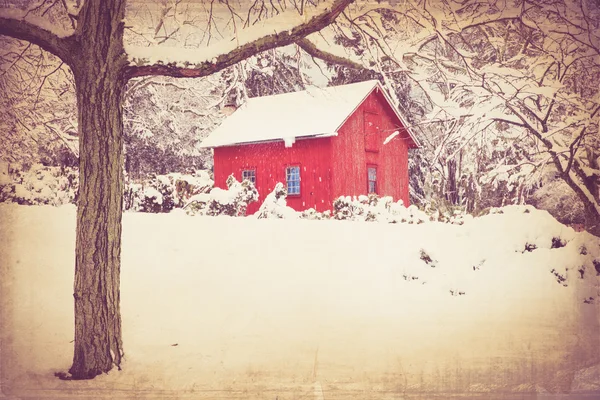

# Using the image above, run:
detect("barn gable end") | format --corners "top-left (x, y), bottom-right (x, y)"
top-left (202, 80), bottom-right (419, 214)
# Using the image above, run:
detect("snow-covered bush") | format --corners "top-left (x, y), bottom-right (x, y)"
top-left (332, 194), bottom-right (388, 221)
top-left (123, 170), bottom-right (213, 213)
top-left (417, 198), bottom-right (474, 225)
top-left (124, 176), bottom-right (175, 213)
top-left (0, 164), bottom-right (78, 206)
top-left (331, 194), bottom-right (430, 224)
top-left (0, 164), bottom-right (215, 213)
top-left (300, 208), bottom-right (330, 220)
top-left (185, 175), bottom-right (258, 217)
top-left (173, 170), bottom-right (213, 205)
top-left (332, 195), bottom-right (368, 221)
top-left (252, 192), bottom-right (458, 224)
top-left (255, 182), bottom-right (299, 219)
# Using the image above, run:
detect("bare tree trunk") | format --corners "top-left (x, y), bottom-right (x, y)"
top-left (446, 159), bottom-right (458, 205)
top-left (69, 72), bottom-right (125, 379)
top-left (68, 0), bottom-right (127, 379)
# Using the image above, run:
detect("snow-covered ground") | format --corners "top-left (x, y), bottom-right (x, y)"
top-left (1, 204), bottom-right (599, 399)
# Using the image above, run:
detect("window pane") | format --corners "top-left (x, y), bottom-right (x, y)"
top-left (242, 169), bottom-right (256, 183)
top-left (368, 166), bottom-right (377, 193)
top-left (286, 166), bottom-right (300, 194)
top-left (369, 181), bottom-right (376, 193)
top-left (368, 167), bottom-right (377, 181)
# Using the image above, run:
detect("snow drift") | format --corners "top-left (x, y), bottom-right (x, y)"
top-left (0, 204), bottom-right (599, 398)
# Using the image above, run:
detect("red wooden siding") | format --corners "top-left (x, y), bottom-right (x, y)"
top-left (212, 87), bottom-right (413, 214)
top-left (330, 89), bottom-right (411, 206)
top-left (213, 137), bottom-right (333, 214)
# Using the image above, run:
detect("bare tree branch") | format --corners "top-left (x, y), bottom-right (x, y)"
top-left (124, 0), bottom-right (354, 79)
top-left (0, 15), bottom-right (76, 65)
top-left (296, 37), bottom-right (365, 70)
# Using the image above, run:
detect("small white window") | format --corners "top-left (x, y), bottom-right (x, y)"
top-left (286, 166), bottom-right (301, 195)
top-left (242, 169), bottom-right (256, 184)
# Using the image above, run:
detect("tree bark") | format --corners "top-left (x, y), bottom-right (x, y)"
top-left (68, 0), bottom-right (128, 379)
top-left (69, 73), bottom-right (126, 379)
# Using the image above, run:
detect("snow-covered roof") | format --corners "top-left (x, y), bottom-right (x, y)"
top-left (199, 80), bottom-right (420, 148)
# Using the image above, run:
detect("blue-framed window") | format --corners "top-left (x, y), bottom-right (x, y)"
top-left (286, 166), bottom-right (301, 195)
top-left (242, 169), bottom-right (256, 184)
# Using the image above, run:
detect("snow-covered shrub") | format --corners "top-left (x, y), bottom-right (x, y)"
top-left (445, 208), bottom-right (473, 225)
top-left (388, 202), bottom-right (429, 224)
top-left (185, 175), bottom-right (258, 217)
top-left (300, 208), bottom-right (330, 220)
top-left (331, 194), bottom-right (429, 224)
top-left (332, 194), bottom-right (380, 221)
top-left (418, 199), bottom-right (473, 224)
top-left (123, 182), bottom-right (167, 213)
top-left (255, 182), bottom-right (299, 219)
top-left (0, 164), bottom-right (78, 206)
top-left (126, 177), bottom-right (174, 213)
top-left (173, 170), bottom-right (213, 205)
top-left (331, 196), bottom-right (356, 220)
top-left (0, 164), bottom-right (216, 213)
top-left (253, 191), bottom-right (437, 223)
top-left (124, 170), bottom-right (213, 213)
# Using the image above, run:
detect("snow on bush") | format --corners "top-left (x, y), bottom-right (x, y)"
top-left (0, 164), bottom-right (78, 206)
top-left (124, 170), bottom-right (213, 213)
top-left (331, 194), bottom-right (430, 224)
top-left (255, 182), bottom-right (299, 219)
top-left (173, 170), bottom-right (213, 204)
top-left (0, 164), bottom-right (215, 213)
top-left (300, 208), bottom-right (331, 220)
top-left (185, 174), bottom-right (258, 217)
top-left (253, 188), bottom-right (472, 224)
top-left (420, 199), bottom-right (474, 225)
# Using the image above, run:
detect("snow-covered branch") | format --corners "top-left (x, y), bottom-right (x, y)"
top-left (296, 37), bottom-right (365, 70)
top-left (123, 0), bottom-right (354, 80)
top-left (0, 10), bottom-right (76, 64)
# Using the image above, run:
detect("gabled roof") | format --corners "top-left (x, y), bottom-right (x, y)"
top-left (199, 80), bottom-right (420, 149)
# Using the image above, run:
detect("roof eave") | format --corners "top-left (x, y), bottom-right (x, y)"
top-left (199, 132), bottom-right (338, 149)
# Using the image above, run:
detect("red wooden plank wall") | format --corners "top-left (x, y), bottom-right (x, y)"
top-left (213, 137), bottom-right (333, 214)
top-left (330, 89), bottom-right (411, 206)
top-left (212, 87), bottom-right (413, 215)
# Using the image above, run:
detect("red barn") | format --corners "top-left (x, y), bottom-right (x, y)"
top-left (200, 80), bottom-right (420, 215)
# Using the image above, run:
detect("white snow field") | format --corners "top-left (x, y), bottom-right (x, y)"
top-left (1, 204), bottom-right (599, 399)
